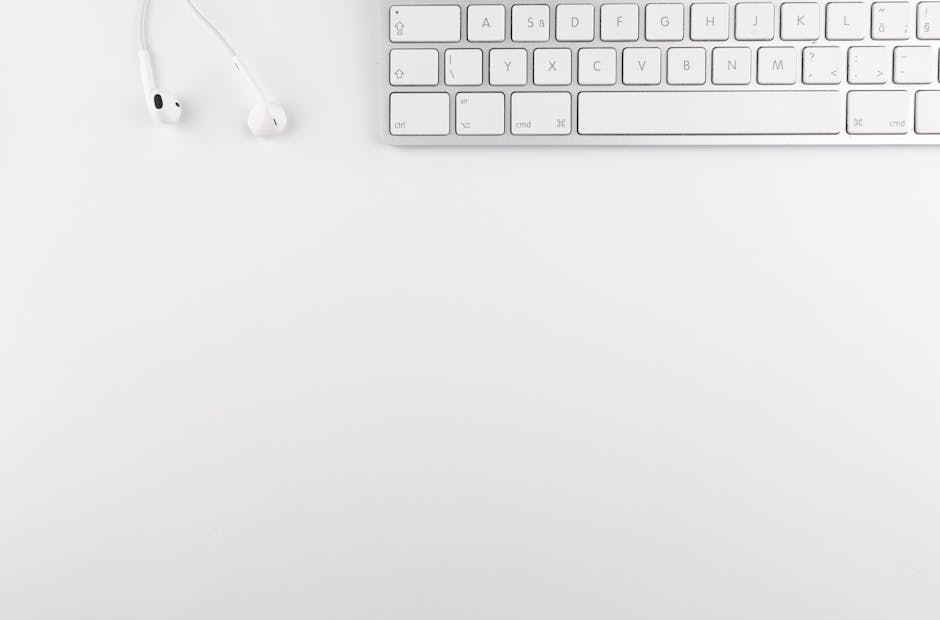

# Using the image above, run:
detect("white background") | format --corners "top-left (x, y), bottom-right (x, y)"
top-left (1, 2), bottom-right (939, 619)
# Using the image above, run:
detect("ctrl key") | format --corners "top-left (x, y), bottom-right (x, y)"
top-left (390, 93), bottom-right (450, 136)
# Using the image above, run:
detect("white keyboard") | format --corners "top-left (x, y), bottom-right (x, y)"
top-left (379, 0), bottom-right (940, 144)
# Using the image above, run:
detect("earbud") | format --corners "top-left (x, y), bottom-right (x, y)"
top-left (248, 103), bottom-right (288, 138)
top-left (139, 50), bottom-right (182, 124)
top-left (234, 57), bottom-right (288, 138)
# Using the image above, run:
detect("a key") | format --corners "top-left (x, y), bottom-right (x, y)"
top-left (691, 3), bottom-right (731, 40)
top-left (579, 48), bottom-right (617, 85)
top-left (456, 93), bottom-right (505, 135)
top-left (600, 4), bottom-right (640, 41)
top-left (713, 47), bottom-right (752, 84)
top-left (623, 48), bottom-right (663, 84)
top-left (468, 5), bottom-right (506, 42)
top-left (918, 2), bottom-right (940, 39)
top-left (893, 46), bottom-right (934, 82)
top-left (534, 49), bottom-right (573, 86)
top-left (872, 2), bottom-right (912, 39)
top-left (781, 3), bottom-right (821, 39)
top-left (489, 49), bottom-right (528, 85)
top-left (847, 90), bottom-right (911, 133)
top-left (511, 93), bottom-right (572, 135)
top-left (736, 3), bottom-right (775, 40)
top-left (827, 3), bottom-right (868, 39)
top-left (578, 91), bottom-right (842, 134)
top-left (803, 47), bottom-right (844, 84)
top-left (849, 46), bottom-right (890, 83)
top-left (758, 47), bottom-right (799, 84)
top-left (915, 90), bottom-right (940, 132)
top-left (390, 5), bottom-right (461, 43)
top-left (646, 4), bottom-right (685, 41)
top-left (512, 5), bottom-right (551, 42)
top-left (557, 4), bottom-right (595, 41)
top-left (668, 48), bottom-right (708, 84)
top-left (445, 49), bottom-right (483, 86)
top-left (390, 93), bottom-right (450, 135)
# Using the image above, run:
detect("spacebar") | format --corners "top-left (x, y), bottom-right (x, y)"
top-left (578, 91), bottom-right (842, 135)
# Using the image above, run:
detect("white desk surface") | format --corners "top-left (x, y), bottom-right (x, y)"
top-left (1, 2), bottom-right (938, 619)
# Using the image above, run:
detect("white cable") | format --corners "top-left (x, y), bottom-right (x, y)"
top-left (139, 0), bottom-right (151, 51)
top-left (185, 0), bottom-right (237, 57)
top-left (140, 0), bottom-right (238, 56)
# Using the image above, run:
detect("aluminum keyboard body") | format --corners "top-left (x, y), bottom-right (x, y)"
top-left (379, 0), bottom-right (940, 145)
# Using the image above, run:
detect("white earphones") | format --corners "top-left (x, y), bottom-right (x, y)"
top-left (138, 0), bottom-right (288, 137)
top-left (139, 49), bottom-right (183, 124)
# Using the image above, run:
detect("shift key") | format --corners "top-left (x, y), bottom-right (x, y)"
top-left (390, 6), bottom-right (461, 42)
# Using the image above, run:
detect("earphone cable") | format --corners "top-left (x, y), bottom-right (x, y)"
top-left (139, 0), bottom-right (151, 51)
top-left (185, 0), bottom-right (237, 56)
top-left (139, 0), bottom-right (237, 56)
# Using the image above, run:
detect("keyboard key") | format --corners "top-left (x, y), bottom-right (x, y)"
top-left (456, 92), bottom-right (505, 135)
top-left (915, 90), bottom-right (940, 132)
top-left (758, 47), bottom-right (799, 83)
top-left (691, 3), bottom-right (730, 40)
top-left (872, 2), bottom-right (913, 39)
top-left (803, 46), bottom-right (844, 83)
top-left (827, 3), bottom-right (868, 39)
top-left (781, 3), bottom-right (821, 39)
top-left (445, 49), bottom-right (483, 86)
top-left (390, 6), bottom-right (461, 43)
top-left (713, 47), bottom-right (752, 84)
top-left (557, 4), bottom-right (595, 41)
top-left (847, 90), bottom-right (911, 133)
top-left (390, 93), bottom-right (450, 135)
top-left (646, 4), bottom-right (685, 40)
top-left (849, 46), bottom-right (890, 83)
top-left (601, 4), bottom-right (640, 41)
top-left (512, 5), bottom-right (551, 41)
top-left (623, 48), bottom-right (663, 84)
top-left (489, 49), bottom-right (527, 85)
top-left (511, 92), bottom-right (572, 135)
top-left (468, 5), bottom-right (506, 42)
top-left (390, 49), bottom-right (439, 86)
top-left (894, 45), bottom-right (934, 82)
top-left (578, 91), bottom-right (842, 134)
top-left (579, 48), bottom-right (618, 85)
top-left (918, 2), bottom-right (940, 38)
top-left (736, 3), bottom-right (775, 40)
top-left (668, 47), bottom-right (707, 84)
top-left (534, 48), bottom-right (573, 85)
